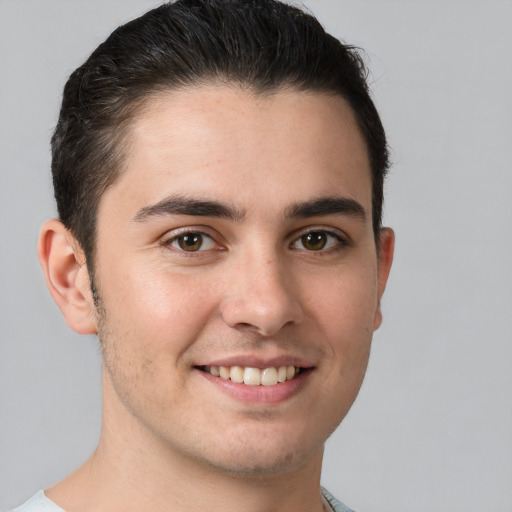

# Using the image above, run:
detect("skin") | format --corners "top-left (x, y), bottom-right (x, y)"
top-left (39, 86), bottom-right (394, 512)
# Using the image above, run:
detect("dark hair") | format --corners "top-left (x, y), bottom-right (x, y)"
top-left (52, 0), bottom-right (389, 268)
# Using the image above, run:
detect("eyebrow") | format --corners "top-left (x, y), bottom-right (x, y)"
top-left (133, 195), bottom-right (245, 222)
top-left (284, 197), bottom-right (367, 222)
top-left (133, 194), bottom-right (366, 223)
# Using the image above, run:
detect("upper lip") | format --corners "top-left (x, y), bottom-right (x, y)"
top-left (195, 354), bottom-right (316, 369)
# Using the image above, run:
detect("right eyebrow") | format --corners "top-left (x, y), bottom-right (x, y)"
top-left (132, 195), bottom-right (246, 223)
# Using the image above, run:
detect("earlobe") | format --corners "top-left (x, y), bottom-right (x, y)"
top-left (38, 219), bottom-right (97, 335)
top-left (373, 227), bottom-right (395, 331)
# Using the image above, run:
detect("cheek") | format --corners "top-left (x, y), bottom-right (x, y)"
top-left (308, 264), bottom-right (379, 336)
top-left (306, 263), bottom-right (378, 384)
top-left (97, 262), bottom-right (220, 365)
top-left (115, 257), bottom-right (212, 312)
top-left (97, 266), bottom-right (209, 417)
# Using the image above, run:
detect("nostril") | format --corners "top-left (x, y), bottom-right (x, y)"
top-left (234, 322), bottom-right (262, 333)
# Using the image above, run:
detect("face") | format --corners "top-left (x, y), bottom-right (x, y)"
top-left (89, 86), bottom-right (393, 475)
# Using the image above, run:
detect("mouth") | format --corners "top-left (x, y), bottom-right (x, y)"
top-left (197, 365), bottom-right (307, 387)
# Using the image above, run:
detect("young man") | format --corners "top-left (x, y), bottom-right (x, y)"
top-left (11, 1), bottom-right (393, 511)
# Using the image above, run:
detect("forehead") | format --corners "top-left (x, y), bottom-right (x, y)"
top-left (103, 86), bottom-right (372, 219)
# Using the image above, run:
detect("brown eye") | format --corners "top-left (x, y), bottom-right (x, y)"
top-left (167, 232), bottom-right (216, 252)
top-left (301, 232), bottom-right (327, 251)
top-left (291, 230), bottom-right (343, 252)
top-left (177, 233), bottom-right (203, 251)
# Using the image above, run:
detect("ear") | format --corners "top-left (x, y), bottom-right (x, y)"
top-left (38, 219), bottom-right (98, 335)
top-left (373, 227), bottom-right (395, 331)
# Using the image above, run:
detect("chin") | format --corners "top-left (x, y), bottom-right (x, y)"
top-left (188, 424), bottom-right (325, 477)
top-left (203, 448), bottom-right (312, 476)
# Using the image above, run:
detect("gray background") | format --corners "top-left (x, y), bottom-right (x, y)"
top-left (1, 1), bottom-right (511, 511)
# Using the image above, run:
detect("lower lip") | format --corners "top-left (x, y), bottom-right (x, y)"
top-left (197, 368), bottom-right (312, 405)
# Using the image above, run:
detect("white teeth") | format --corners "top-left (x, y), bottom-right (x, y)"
top-left (219, 366), bottom-right (230, 380)
top-left (243, 367), bottom-right (261, 386)
top-left (230, 366), bottom-right (244, 383)
top-left (206, 365), bottom-right (301, 386)
top-left (261, 367), bottom-right (278, 386)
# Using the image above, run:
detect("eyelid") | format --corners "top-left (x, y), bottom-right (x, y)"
top-left (290, 225), bottom-right (349, 241)
top-left (289, 226), bottom-right (349, 250)
top-left (160, 227), bottom-right (224, 253)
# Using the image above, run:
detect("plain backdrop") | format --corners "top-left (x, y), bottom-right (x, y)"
top-left (1, 1), bottom-right (511, 511)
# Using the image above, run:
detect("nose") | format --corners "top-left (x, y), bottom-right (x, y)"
top-left (219, 253), bottom-right (304, 337)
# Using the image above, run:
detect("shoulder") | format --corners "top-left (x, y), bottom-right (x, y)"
top-left (8, 491), bottom-right (65, 512)
top-left (321, 487), bottom-right (357, 512)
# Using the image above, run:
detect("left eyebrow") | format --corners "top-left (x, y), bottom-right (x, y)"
top-left (284, 197), bottom-right (367, 222)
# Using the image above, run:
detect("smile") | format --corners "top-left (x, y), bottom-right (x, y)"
top-left (199, 365), bottom-right (302, 386)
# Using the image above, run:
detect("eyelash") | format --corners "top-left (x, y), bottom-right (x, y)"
top-left (162, 230), bottom-right (219, 254)
top-left (290, 230), bottom-right (346, 252)
top-left (161, 228), bottom-right (347, 255)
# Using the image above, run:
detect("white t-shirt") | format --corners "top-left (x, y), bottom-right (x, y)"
top-left (9, 488), bottom-right (355, 512)
top-left (8, 491), bottom-right (64, 512)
